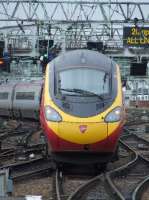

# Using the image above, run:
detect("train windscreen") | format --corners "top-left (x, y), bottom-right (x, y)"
top-left (57, 68), bottom-right (110, 97)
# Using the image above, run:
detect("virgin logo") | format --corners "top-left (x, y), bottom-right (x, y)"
top-left (79, 125), bottom-right (87, 133)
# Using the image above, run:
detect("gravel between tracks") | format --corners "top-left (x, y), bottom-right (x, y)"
top-left (13, 175), bottom-right (53, 200)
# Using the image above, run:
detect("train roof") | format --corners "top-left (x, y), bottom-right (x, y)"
top-left (51, 49), bottom-right (115, 72)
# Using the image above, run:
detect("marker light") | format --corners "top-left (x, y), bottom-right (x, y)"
top-left (105, 107), bottom-right (122, 122)
top-left (45, 106), bottom-right (62, 122)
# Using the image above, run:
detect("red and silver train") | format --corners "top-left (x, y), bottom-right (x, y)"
top-left (40, 50), bottom-right (125, 165)
top-left (0, 50), bottom-right (125, 165)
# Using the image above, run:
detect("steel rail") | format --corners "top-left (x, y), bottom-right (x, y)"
top-left (121, 133), bottom-right (149, 161)
top-left (106, 134), bottom-right (149, 200)
top-left (106, 140), bottom-right (138, 200)
top-left (68, 174), bottom-right (115, 200)
top-left (10, 157), bottom-right (53, 180)
top-left (132, 175), bottom-right (149, 200)
top-left (107, 156), bottom-right (149, 200)
top-left (55, 169), bottom-right (63, 200)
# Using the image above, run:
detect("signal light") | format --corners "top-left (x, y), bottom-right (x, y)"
top-left (0, 60), bottom-right (4, 65)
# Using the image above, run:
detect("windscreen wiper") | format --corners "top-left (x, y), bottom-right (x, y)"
top-left (59, 88), bottom-right (84, 96)
top-left (59, 88), bottom-right (104, 100)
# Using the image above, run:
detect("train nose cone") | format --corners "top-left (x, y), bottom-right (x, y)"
top-left (79, 125), bottom-right (87, 133)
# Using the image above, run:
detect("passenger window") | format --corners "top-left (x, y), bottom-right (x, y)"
top-left (16, 92), bottom-right (35, 100)
top-left (0, 92), bottom-right (9, 100)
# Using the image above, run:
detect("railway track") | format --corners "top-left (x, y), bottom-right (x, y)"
top-left (121, 133), bottom-right (149, 160)
top-left (53, 141), bottom-right (139, 200)
top-left (122, 130), bottom-right (149, 200)
top-left (107, 155), bottom-right (149, 200)
top-left (0, 148), bottom-right (15, 165)
top-left (0, 123), bottom-right (140, 199)
top-left (125, 109), bottom-right (149, 124)
top-left (0, 119), bottom-right (47, 166)
top-left (108, 140), bottom-right (135, 171)
top-left (0, 127), bottom-right (39, 150)
top-left (53, 169), bottom-right (113, 200)
top-left (67, 174), bottom-right (115, 200)
top-left (8, 157), bottom-right (54, 181)
top-left (0, 143), bottom-right (46, 166)
top-left (52, 141), bottom-right (135, 200)
top-left (0, 116), bottom-right (149, 199)
top-left (57, 136), bottom-right (149, 200)
top-left (53, 166), bottom-right (96, 200)
top-left (132, 176), bottom-right (149, 200)
top-left (106, 131), bottom-right (149, 200)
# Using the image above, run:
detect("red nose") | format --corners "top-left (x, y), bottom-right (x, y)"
top-left (79, 125), bottom-right (87, 133)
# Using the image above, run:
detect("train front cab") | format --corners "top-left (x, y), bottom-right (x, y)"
top-left (40, 52), bottom-right (124, 165)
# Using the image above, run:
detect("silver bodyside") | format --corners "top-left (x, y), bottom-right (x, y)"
top-left (13, 81), bottom-right (43, 119)
top-left (0, 80), bottom-right (43, 119)
top-left (0, 83), bottom-right (16, 117)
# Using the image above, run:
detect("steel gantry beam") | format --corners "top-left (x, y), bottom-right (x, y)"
top-left (0, 1), bottom-right (149, 23)
top-left (0, 0), bottom-right (149, 50)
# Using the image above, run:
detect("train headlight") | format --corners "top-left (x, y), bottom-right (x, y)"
top-left (45, 106), bottom-right (62, 122)
top-left (105, 107), bottom-right (122, 122)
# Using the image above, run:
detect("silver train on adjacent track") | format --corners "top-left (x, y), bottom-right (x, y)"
top-left (0, 80), bottom-right (43, 120)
